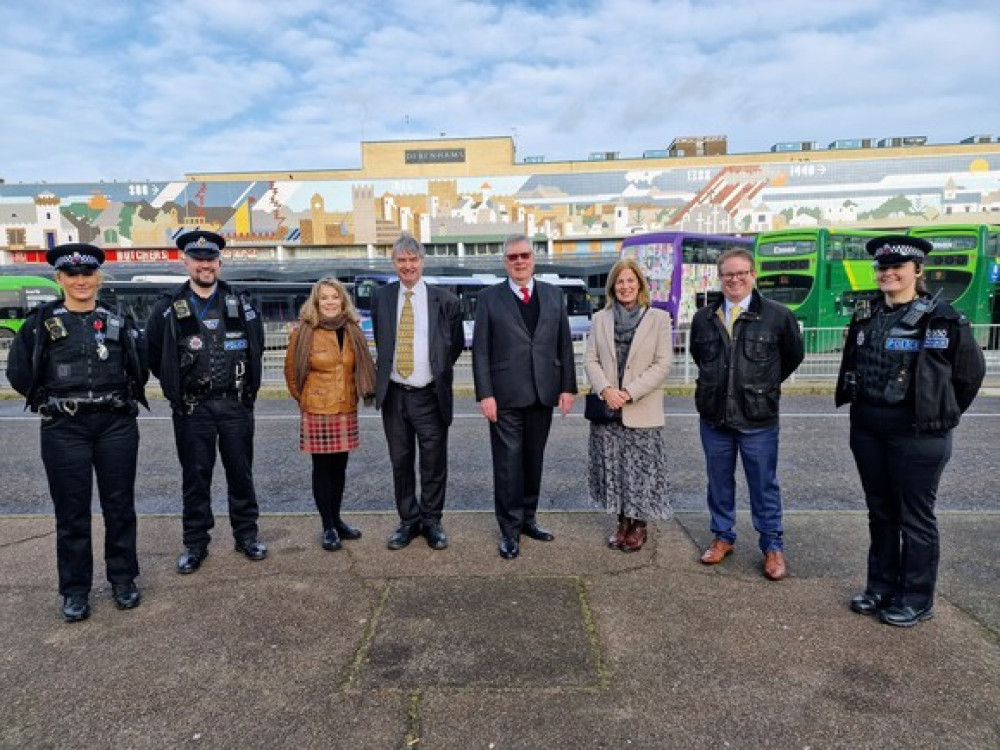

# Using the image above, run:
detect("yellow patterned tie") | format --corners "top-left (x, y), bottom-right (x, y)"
top-left (396, 290), bottom-right (414, 377)
top-left (727, 304), bottom-right (742, 335)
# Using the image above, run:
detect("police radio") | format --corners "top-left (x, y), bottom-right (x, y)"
top-left (901, 289), bottom-right (941, 328)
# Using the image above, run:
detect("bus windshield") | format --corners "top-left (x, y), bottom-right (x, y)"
top-left (0, 276), bottom-right (62, 339)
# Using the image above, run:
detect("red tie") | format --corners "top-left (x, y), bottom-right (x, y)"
top-left (520, 286), bottom-right (530, 304)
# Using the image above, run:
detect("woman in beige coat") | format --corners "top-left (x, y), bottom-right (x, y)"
top-left (285, 278), bottom-right (375, 551)
top-left (585, 258), bottom-right (673, 552)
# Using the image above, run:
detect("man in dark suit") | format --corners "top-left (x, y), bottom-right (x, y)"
top-left (373, 234), bottom-right (464, 550)
top-left (472, 234), bottom-right (577, 559)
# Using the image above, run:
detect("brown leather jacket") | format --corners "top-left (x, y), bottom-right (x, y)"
top-left (284, 327), bottom-right (358, 414)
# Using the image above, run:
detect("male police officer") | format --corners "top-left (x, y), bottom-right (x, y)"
top-left (146, 230), bottom-right (267, 574)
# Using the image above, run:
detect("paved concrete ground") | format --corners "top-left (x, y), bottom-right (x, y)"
top-left (1, 511), bottom-right (997, 749)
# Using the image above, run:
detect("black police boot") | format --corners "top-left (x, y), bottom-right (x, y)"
top-left (234, 538), bottom-right (268, 561)
top-left (111, 581), bottom-right (141, 610)
top-left (176, 547), bottom-right (208, 574)
top-left (878, 604), bottom-right (934, 627)
top-left (849, 591), bottom-right (892, 616)
top-left (62, 595), bottom-right (91, 623)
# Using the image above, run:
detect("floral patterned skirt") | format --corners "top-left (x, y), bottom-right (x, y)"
top-left (300, 411), bottom-right (359, 453)
top-left (588, 422), bottom-right (671, 520)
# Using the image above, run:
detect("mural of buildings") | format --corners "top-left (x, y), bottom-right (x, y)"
top-left (2, 135), bottom-right (1000, 265)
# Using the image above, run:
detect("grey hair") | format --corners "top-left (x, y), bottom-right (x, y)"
top-left (503, 234), bottom-right (531, 254)
top-left (392, 233), bottom-right (426, 259)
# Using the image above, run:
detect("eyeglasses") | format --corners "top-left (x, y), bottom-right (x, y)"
top-left (61, 268), bottom-right (97, 277)
top-left (874, 263), bottom-right (906, 272)
top-left (505, 252), bottom-right (533, 261)
top-left (720, 270), bottom-right (753, 281)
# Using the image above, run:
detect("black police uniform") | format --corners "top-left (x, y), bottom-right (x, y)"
top-left (5, 246), bottom-right (148, 613)
top-left (145, 232), bottom-right (265, 559)
top-left (835, 236), bottom-right (985, 624)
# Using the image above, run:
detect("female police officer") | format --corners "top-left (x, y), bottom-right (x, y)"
top-left (835, 235), bottom-right (985, 627)
top-left (6, 244), bottom-right (149, 622)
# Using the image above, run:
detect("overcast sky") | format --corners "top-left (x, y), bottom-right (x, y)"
top-left (2, 0), bottom-right (998, 183)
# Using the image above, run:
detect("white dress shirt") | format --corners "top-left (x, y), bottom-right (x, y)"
top-left (392, 279), bottom-right (433, 387)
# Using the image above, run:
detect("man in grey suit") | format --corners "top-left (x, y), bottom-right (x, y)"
top-left (373, 234), bottom-right (464, 550)
top-left (472, 234), bottom-right (578, 559)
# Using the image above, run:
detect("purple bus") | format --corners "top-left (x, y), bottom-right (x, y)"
top-left (620, 231), bottom-right (754, 330)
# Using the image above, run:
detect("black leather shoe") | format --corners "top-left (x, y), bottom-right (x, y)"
top-left (499, 536), bottom-right (520, 560)
top-left (62, 595), bottom-right (91, 623)
top-left (387, 522), bottom-right (421, 550)
top-left (234, 538), bottom-right (268, 561)
top-left (322, 528), bottom-right (342, 551)
top-left (522, 521), bottom-right (554, 542)
top-left (849, 591), bottom-right (892, 616)
top-left (878, 604), bottom-right (934, 628)
top-left (334, 519), bottom-right (362, 541)
top-left (176, 547), bottom-right (208, 574)
top-left (111, 582), bottom-right (141, 610)
top-left (423, 522), bottom-right (449, 550)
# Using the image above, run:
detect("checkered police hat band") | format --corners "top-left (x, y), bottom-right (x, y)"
top-left (54, 252), bottom-right (100, 268)
top-left (875, 244), bottom-right (923, 259)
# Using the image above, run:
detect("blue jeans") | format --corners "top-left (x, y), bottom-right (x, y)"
top-left (699, 420), bottom-right (784, 552)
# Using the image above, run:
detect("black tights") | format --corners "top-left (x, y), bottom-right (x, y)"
top-left (311, 452), bottom-right (349, 529)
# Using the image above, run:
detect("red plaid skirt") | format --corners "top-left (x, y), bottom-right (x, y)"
top-left (299, 411), bottom-right (360, 453)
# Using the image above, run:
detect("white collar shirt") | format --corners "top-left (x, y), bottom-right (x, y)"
top-left (507, 278), bottom-right (535, 301)
top-left (393, 279), bottom-right (433, 387)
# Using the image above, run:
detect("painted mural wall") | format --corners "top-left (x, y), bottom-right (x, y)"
top-left (2, 149), bottom-right (999, 263)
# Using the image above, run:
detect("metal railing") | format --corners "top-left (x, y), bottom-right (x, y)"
top-left (3, 325), bottom-right (999, 390)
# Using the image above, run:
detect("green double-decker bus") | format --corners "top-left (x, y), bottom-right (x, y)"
top-left (755, 224), bottom-right (1000, 350)
top-left (0, 275), bottom-right (62, 340)
top-left (754, 228), bottom-right (883, 350)
top-left (907, 224), bottom-right (1000, 345)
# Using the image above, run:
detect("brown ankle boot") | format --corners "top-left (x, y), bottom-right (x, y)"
top-left (608, 517), bottom-right (630, 549)
top-left (621, 520), bottom-right (647, 552)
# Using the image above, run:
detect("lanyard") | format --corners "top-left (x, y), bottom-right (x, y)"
top-left (188, 291), bottom-right (217, 321)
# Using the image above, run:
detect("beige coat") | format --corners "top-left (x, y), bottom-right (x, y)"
top-left (584, 306), bottom-right (673, 428)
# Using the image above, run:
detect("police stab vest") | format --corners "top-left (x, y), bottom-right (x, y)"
top-left (172, 292), bottom-right (249, 397)
top-left (41, 305), bottom-right (129, 397)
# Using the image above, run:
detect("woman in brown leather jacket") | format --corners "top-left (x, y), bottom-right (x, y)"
top-left (284, 278), bottom-right (376, 550)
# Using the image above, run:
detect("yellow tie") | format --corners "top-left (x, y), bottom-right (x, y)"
top-left (727, 304), bottom-right (742, 335)
top-left (396, 291), bottom-right (414, 377)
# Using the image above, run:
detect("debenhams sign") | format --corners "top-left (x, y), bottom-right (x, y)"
top-left (405, 148), bottom-right (466, 164)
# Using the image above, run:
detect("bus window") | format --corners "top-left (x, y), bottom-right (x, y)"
top-left (0, 290), bottom-right (22, 319)
top-left (828, 235), bottom-right (871, 260)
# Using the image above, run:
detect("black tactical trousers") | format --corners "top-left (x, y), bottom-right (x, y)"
top-left (172, 397), bottom-right (260, 549)
top-left (849, 402), bottom-right (952, 610)
top-left (40, 411), bottom-right (140, 596)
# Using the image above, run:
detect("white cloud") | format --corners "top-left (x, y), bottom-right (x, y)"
top-left (1, 0), bottom-right (998, 181)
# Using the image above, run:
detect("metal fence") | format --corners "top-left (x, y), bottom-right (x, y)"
top-left (3, 325), bottom-right (999, 390)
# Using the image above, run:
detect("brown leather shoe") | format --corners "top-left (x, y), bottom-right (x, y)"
top-left (608, 520), bottom-right (630, 549)
top-left (621, 522), bottom-right (647, 552)
top-left (699, 539), bottom-right (733, 565)
top-left (763, 551), bottom-right (788, 581)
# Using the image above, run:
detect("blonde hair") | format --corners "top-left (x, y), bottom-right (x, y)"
top-left (605, 258), bottom-right (651, 309)
top-left (299, 277), bottom-right (359, 326)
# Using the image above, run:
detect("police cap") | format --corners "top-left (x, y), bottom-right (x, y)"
top-left (176, 230), bottom-right (225, 260)
top-left (866, 235), bottom-right (933, 267)
top-left (46, 243), bottom-right (105, 270)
